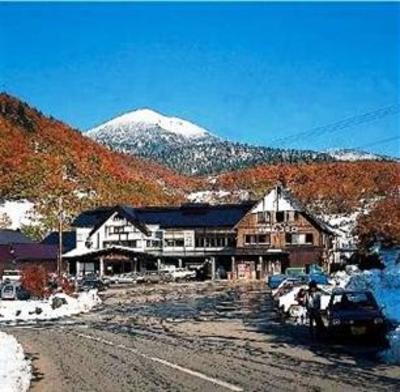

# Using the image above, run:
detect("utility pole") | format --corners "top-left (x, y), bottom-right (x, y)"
top-left (57, 197), bottom-right (64, 277)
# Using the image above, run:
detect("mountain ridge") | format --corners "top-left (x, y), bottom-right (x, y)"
top-left (87, 108), bottom-right (394, 175)
top-left (87, 109), bottom-right (335, 174)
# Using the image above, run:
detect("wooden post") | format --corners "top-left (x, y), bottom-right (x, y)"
top-left (259, 256), bottom-right (263, 281)
top-left (211, 256), bottom-right (216, 280)
top-left (99, 256), bottom-right (104, 277)
top-left (178, 258), bottom-right (183, 268)
top-left (57, 197), bottom-right (63, 277)
top-left (231, 256), bottom-right (236, 280)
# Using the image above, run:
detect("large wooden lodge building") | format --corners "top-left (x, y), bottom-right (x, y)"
top-left (63, 185), bottom-right (335, 280)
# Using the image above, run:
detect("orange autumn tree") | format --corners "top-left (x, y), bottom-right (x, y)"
top-left (355, 193), bottom-right (400, 249)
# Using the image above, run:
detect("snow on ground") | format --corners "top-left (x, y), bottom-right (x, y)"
top-left (0, 200), bottom-right (34, 230)
top-left (0, 290), bottom-right (101, 323)
top-left (0, 332), bottom-right (31, 392)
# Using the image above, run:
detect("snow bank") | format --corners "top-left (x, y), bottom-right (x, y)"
top-left (0, 332), bottom-right (31, 392)
top-left (346, 248), bottom-right (400, 364)
top-left (382, 326), bottom-right (400, 364)
top-left (347, 250), bottom-right (400, 323)
top-left (0, 290), bottom-right (101, 323)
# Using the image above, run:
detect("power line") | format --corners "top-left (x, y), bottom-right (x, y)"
top-left (353, 135), bottom-right (400, 151)
top-left (270, 104), bottom-right (400, 147)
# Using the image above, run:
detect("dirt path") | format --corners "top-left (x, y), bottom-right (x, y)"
top-left (6, 282), bottom-right (400, 391)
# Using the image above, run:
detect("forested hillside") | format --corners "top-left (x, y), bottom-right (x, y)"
top-left (0, 93), bottom-right (199, 235)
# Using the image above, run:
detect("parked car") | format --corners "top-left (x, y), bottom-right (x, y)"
top-left (307, 272), bottom-right (330, 286)
top-left (143, 270), bottom-right (172, 284)
top-left (267, 274), bottom-right (287, 289)
top-left (107, 272), bottom-right (145, 285)
top-left (319, 290), bottom-right (387, 341)
top-left (1, 283), bottom-right (30, 300)
top-left (169, 268), bottom-right (196, 282)
top-left (78, 277), bottom-right (107, 292)
top-left (1, 270), bottom-right (22, 283)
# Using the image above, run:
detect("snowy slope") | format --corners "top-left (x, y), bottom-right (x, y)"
top-left (326, 148), bottom-right (389, 162)
top-left (86, 109), bottom-right (332, 175)
top-left (88, 108), bottom-right (214, 142)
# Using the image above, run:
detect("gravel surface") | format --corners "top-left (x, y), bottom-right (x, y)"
top-left (5, 282), bottom-right (400, 391)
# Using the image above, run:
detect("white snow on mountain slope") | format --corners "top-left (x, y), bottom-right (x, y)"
top-left (326, 148), bottom-right (387, 162)
top-left (87, 108), bottom-right (213, 140)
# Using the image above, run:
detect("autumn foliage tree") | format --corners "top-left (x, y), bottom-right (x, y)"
top-left (355, 193), bottom-right (400, 249)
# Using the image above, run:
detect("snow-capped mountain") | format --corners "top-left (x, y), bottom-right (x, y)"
top-left (88, 109), bottom-right (381, 175)
top-left (326, 148), bottom-right (391, 162)
top-left (88, 108), bottom-right (214, 141)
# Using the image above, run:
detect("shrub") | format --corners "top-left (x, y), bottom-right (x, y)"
top-left (21, 265), bottom-right (50, 299)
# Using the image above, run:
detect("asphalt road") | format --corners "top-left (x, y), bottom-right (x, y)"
top-left (6, 283), bottom-right (400, 392)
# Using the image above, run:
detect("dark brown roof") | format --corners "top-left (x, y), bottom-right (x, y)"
top-left (0, 243), bottom-right (58, 263)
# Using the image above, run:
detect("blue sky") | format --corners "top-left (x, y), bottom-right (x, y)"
top-left (1, 2), bottom-right (399, 156)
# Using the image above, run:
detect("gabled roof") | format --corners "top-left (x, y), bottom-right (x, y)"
top-left (71, 206), bottom-right (112, 228)
top-left (135, 202), bottom-right (255, 228)
top-left (0, 229), bottom-right (34, 245)
top-left (88, 206), bottom-right (151, 237)
top-left (72, 202), bottom-right (255, 230)
top-left (41, 231), bottom-right (76, 252)
top-left (279, 187), bottom-right (334, 234)
top-left (236, 185), bottom-right (334, 234)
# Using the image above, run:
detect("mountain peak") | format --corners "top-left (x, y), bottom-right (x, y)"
top-left (88, 108), bottom-right (212, 139)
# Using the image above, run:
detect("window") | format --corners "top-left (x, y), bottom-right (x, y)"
top-left (276, 211), bottom-right (285, 223)
top-left (113, 226), bottom-right (126, 234)
top-left (257, 211), bottom-right (271, 223)
top-left (104, 240), bottom-right (138, 248)
top-left (258, 234), bottom-right (270, 244)
top-left (285, 233), bottom-right (313, 245)
top-left (305, 233), bottom-right (314, 244)
top-left (146, 240), bottom-right (161, 248)
top-left (165, 238), bottom-right (185, 247)
top-left (244, 235), bottom-right (255, 244)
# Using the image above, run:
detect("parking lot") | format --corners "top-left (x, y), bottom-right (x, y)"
top-left (6, 281), bottom-right (400, 392)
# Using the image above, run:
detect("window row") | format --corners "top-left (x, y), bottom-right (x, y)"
top-left (195, 236), bottom-right (235, 248)
top-left (244, 234), bottom-right (270, 245)
top-left (256, 211), bottom-right (299, 224)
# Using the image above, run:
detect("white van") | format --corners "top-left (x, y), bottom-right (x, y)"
top-left (1, 270), bottom-right (22, 283)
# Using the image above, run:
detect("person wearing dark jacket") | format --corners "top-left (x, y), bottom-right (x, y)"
top-left (305, 280), bottom-right (324, 339)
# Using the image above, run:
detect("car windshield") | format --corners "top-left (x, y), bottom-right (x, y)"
top-left (331, 292), bottom-right (377, 310)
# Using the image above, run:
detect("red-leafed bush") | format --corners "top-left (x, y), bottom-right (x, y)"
top-left (58, 276), bottom-right (75, 295)
top-left (21, 265), bottom-right (50, 299)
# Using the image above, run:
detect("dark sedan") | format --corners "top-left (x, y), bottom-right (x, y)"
top-left (320, 290), bottom-right (387, 342)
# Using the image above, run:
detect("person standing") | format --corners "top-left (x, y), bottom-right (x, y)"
top-left (305, 280), bottom-right (324, 339)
